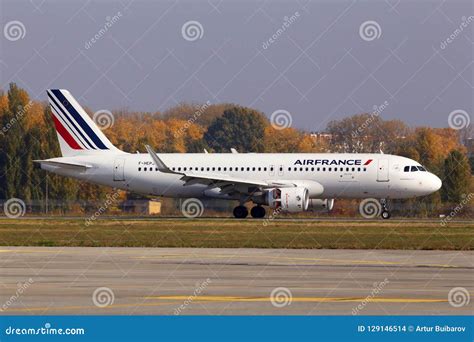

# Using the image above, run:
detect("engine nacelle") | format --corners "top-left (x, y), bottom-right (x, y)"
top-left (307, 198), bottom-right (334, 212)
top-left (266, 187), bottom-right (310, 213)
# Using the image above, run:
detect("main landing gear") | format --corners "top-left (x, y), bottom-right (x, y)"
top-left (233, 205), bottom-right (248, 219)
top-left (250, 205), bottom-right (266, 218)
top-left (233, 205), bottom-right (266, 219)
top-left (380, 199), bottom-right (391, 219)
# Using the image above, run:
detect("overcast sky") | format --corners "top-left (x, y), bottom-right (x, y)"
top-left (0, 0), bottom-right (472, 131)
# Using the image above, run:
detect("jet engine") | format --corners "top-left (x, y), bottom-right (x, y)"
top-left (307, 198), bottom-right (334, 212)
top-left (265, 187), bottom-right (310, 213)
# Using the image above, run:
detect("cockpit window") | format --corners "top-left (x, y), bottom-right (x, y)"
top-left (404, 166), bottom-right (409, 172)
top-left (410, 166), bottom-right (418, 172)
top-left (417, 166), bottom-right (426, 171)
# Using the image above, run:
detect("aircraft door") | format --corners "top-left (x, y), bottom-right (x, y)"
top-left (377, 159), bottom-right (389, 182)
top-left (113, 158), bottom-right (125, 181)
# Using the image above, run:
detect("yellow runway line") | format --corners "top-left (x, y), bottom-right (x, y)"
top-left (147, 295), bottom-right (448, 303)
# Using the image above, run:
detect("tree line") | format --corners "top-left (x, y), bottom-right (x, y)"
top-left (0, 83), bottom-right (471, 216)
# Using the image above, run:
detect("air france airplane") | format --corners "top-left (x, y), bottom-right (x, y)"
top-left (36, 89), bottom-right (442, 219)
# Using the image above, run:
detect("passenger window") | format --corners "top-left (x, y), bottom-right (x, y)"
top-left (305, 167), bottom-right (309, 171)
top-left (241, 167), bottom-right (244, 171)
top-left (258, 167), bottom-right (261, 171)
top-left (144, 167), bottom-right (148, 171)
top-left (252, 167), bottom-right (256, 171)
top-left (279, 167), bottom-right (283, 171)
top-left (328, 167), bottom-right (331, 171)
top-left (352, 167), bottom-right (355, 172)
top-left (155, 167), bottom-right (158, 171)
top-left (247, 167), bottom-right (250, 171)
top-left (270, 167), bottom-right (274, 171)
top-left (300, 167), bottom-right (303, 171)
top-left (317, 168), bottom-right (320, 171)
top-left (288, 167), bottom-right (291, 171)
top-left (294, 167), bottom-right (297, 171)
top-left (363, 168), bottom-right (367, 171)
top-left (264, 167), bottom-right (267, 171)
top-left (184, 167), bottom-right (187, 171)
top-left (212, 167), bottom-right (215, 171)
top-left (322, 168), bottom-right (326, 171)
top-left (357, 167), bottom-right (361, 172)
top-left (311, 167), bottom-right (314, 171)
top-left (411, 166), bottom-right (417, 172)
top-left (346, 167), bottom-right (349, 172)
top-left (229, 167), bottom-right (232, 171)
top-left (138, 167), bottom-right (141, 171)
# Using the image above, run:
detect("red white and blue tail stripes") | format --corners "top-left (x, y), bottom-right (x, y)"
top-left (47, 89), bottom-right (112, 151)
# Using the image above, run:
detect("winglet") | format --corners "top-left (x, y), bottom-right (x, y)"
top-left (145, 145), bottom-right (178, 174)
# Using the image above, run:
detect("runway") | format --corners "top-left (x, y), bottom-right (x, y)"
top-left (0, 247), bottom-right (472, 315)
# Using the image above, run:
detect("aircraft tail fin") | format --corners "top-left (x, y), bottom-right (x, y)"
top-left (46, 89), bottom-right (122, 157)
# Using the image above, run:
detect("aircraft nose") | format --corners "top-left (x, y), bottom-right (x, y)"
top-left (430, 173), bottom-right (442, 192)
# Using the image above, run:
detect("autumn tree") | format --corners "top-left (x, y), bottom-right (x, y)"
top-left (442, 150), bottom-right (471, 203)
top-left (204, 106), bottom-right (267, 152)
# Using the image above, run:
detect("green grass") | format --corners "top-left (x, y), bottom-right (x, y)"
top-left (0, 218), bottom-right (472, 250)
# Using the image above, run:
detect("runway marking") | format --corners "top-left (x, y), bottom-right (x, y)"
top-left (147, 295), bottom-right (448, 303)
top-left (134, 253), bottom-right (457, 268)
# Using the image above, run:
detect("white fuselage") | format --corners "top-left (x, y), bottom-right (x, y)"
top-left (41, 152), bottom-right (442, 200)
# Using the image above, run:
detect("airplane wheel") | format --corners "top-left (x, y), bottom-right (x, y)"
top-left (250, 205), bottom-right (266, 218)
top-left (233, 205), bottom-right (248, 219)
top-left (381, 210), bottom-right (391, 219)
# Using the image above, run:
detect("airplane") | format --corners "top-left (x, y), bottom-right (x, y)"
top-left (35, 89), bottom-right (442, 219)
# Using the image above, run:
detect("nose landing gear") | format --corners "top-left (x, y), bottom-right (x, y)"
top-left (380, 199), bottom-right (391, 219)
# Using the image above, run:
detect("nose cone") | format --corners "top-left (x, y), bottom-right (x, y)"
top-left (430, 173), bottom-right (442, 192)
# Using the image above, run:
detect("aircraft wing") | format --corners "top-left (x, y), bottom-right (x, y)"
top-left (145, 145), bottom-right (287, 195)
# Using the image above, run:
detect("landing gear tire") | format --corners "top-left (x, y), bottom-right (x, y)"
top-left (233, 205), bottom-right (248, 219)
top-left (250, 205), bottom-right (266, 218)
top-left (381, 210), bottom-right (391, 219)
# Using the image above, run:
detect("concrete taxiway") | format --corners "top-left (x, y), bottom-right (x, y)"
top-left (0, 247), bottom-right (472, 315)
